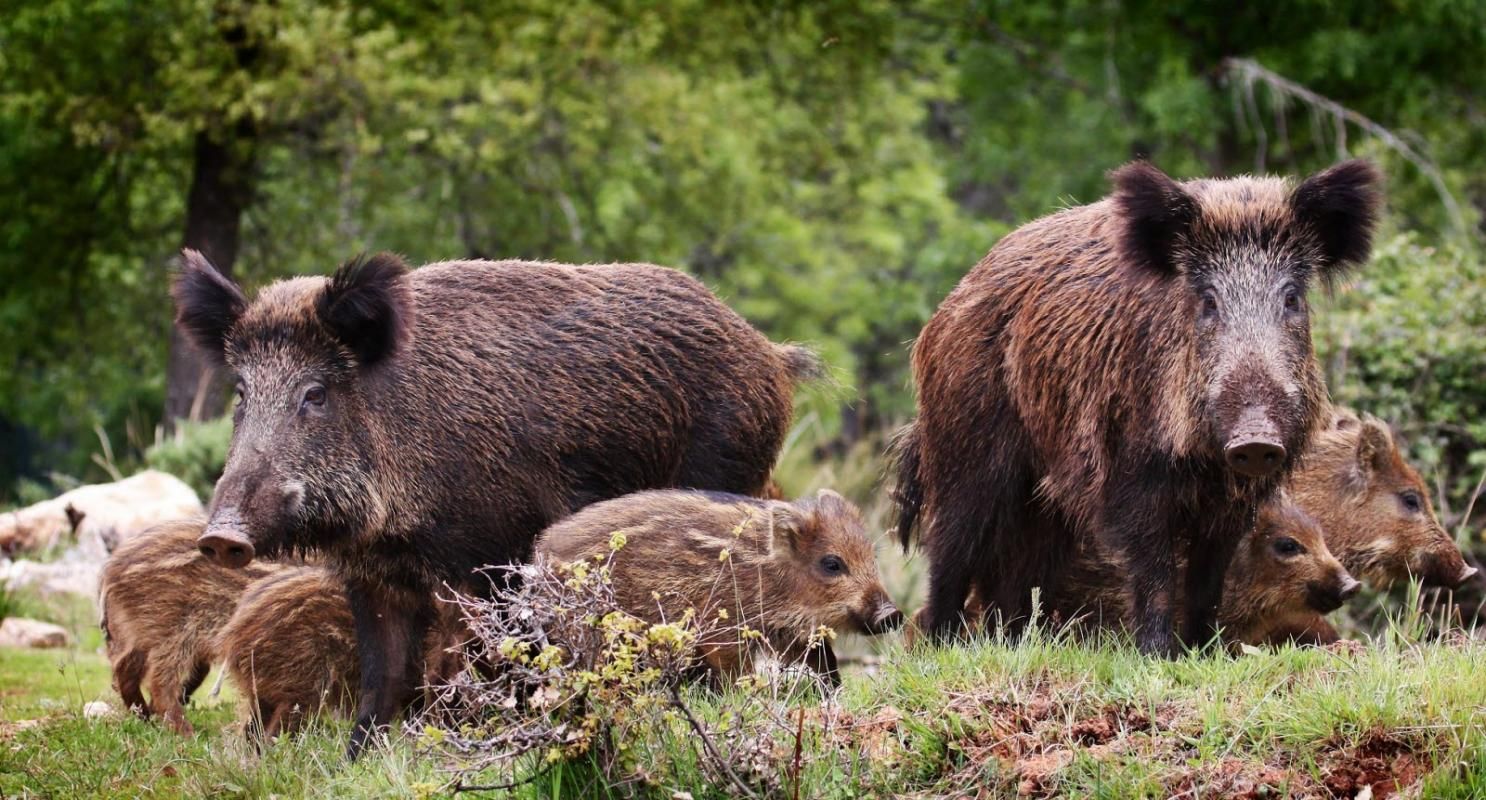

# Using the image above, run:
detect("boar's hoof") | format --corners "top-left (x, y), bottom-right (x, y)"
top-left (1224, 440), bottom-right (1286, 478)
top-left (197, 531), bottom-right (255, 568)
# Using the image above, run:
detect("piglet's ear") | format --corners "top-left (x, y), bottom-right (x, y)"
top-left (1355, 417), bottom-right (1393, 478)
top-left (1289, 159), bottom-right (1382, 276)
top-left (1111, 161), bottom-right (1199, 276)
top-left (172, 249), bottom-right (247, 365)
top-left (766, 503), bottom-right (815, 556)
top-left (316, 252), bottom-right (413, 367)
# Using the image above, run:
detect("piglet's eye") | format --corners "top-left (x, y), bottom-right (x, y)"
top-left (1399, 491), bottom-right (1423, 514)
top-left (1272, 537), bottom-right (1303, 557)
top-left (302, 384), bottom-right (327, 408)
top-left (819, 555), bottom-right (846, 576)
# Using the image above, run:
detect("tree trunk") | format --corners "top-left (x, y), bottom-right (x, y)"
top-left (163, 121), bottom-right (256, 429)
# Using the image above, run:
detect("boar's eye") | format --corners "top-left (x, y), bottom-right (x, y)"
top-left (301, 383), bottom-right (327, 410)
top-left (818, 555), bottom-right (847, 577)
top-left (1282, 284), bottom-right (1304, 316)
top-left (1398, 490), bottom-right (1423, 514)
top-left (1272, 537), bottom-right (1304, 557)
top-left (1198, 290), bottom-right (1220, 322)
top-left (234, 383), bottom-right (246, 405)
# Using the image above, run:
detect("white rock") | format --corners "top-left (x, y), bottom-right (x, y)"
top-left (0, 471), bottom-right (202, 560)
top-left (1, 559), bottom-right (100, 599)
top-left (82, 701), bottom-right (116, 720)
top-left (0, 617), bottom-right (72, 649)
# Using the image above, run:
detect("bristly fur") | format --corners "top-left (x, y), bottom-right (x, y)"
top-left (1288, 407), bottom-right (1472, 590)
top-left (1287, 160), bottom-right (1383, 276)
top-left (887, 423), bottom-right (924, 551)
top-left (315, 252), bottom-right (414, 366)
top-left (98, 518), bottom-right (285, 735)
top-left (900, 161), bottom-right (1381, 655)
top-left (175, 253), bottom-right (819, 756)
top-left (536, 489), bottom-right (899, 686)
top-left (1111, 161), bottom-right (1201, 275)
top-left (172, 250), bottom-right (248, 365)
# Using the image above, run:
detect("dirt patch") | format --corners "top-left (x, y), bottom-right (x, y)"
top-left (1320, 727), bottom-right (1433, 798)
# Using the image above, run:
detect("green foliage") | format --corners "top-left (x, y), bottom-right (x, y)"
top-left (142, 417), bottom-right (232, 502)
top-left (2, 0), bottom-right (1485, 514)
top-left (1316, 234), bottom-right (1486, 513)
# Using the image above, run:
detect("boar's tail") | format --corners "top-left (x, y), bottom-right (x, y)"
top-left (776, 344), bottom-right (825, 383)
top-left (889, 423), bottom-right (925, 552)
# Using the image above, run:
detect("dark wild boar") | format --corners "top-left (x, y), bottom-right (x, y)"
top-left (536, 489), bottom-right (902, 685)
top-left (895, 161), bottom-right (1381, 655)
top-left (173, 252), bottom-right (817, 756)
top-left (98, 518), bottom-right (283, 734)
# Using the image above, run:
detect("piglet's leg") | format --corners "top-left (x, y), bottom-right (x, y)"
top-left (346, 580), bottom-right (431, 760)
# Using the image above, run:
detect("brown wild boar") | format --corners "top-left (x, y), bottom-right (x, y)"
top-left (218, 567), bottom-right (359, 740)
top-left (99, 518), bottom-right (283, 734)
top-left (1214, 497), bottom-right (1361, 646)
top-left (218, 567), bottom-right (472, 742)
top-left (1292, 408), bottom-right (1478, 590)
top-left (173, 252), bottom-right (818, 756)
top-left (536, 489), bottom-right (902, 686)
top-left (895, 161), bottom-right (1381, 655)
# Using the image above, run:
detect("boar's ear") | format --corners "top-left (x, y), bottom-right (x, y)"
top-left (1111, 161), bottom-right (1199, 276)
top-left (766, 504), bottom-right (816, 556)
top-left (1354, 417), bottom-right (1393, 479)
top-left (1289, 160), bottom-right (1382, 276)
top-left (172, 249), bottom-right (247, 365)
top-left (316, 253), bottom-right (413, 367)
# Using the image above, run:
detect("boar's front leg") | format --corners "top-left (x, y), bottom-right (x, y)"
top-left (1181, 514), bottom-right (1245, 648)
top-left (346, 579), bottom-right (432, 760)
top-left (1105, 461), bottom-right (1181, 658)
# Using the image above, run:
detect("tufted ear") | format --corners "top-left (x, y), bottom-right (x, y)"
top-left (765, 503), bottom-right (815, 556)
top-left (1355, 417), bottom-right (1393, 479)
top-left (172, 249), bottom-right (248, 365)
top-left (1111, 161), bottom-right (1200, 276)
top-left (315, 252), bottom-right (414, 367)
top-left (1289, 160), bottom-right (1382, 276)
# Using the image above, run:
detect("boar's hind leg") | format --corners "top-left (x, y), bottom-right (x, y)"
top-left (180, 660), bottom-right (211, 705)
top-left (113, 649), bottom-right (149, 717)
top-left (346, 581), bottom-right (433, 760)
top-left (143, 662), bottom-right (193, 735)
top-left (1104, 463), bottom-right (1182, 658)
top-left (921, 457), bottom-right (1035, 642)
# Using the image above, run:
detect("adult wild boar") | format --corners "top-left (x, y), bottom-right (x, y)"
top-left (173, 251), bottom-right (818, 756)
top-left (895, 161), bottom-right (1381, 655)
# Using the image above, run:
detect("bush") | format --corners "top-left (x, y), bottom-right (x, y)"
top-left (142, 417), bottom-right (232, 502)
top-left (1316, 233), bottom-right (1486, 526)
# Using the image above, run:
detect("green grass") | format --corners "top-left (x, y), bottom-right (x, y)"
top-left (3, 608), bottom-right (1484, 798)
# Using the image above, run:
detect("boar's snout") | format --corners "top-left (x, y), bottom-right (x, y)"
top-left (198, 511), bottom-right (256, 568)
top-left (860, 596), bottom-right (904, 635)
top-left (1307, 574), bottom-right (1360, 614)
top-left (1457, 565), bottom-right (1481, 587)
top-left (1424, 553), bottom-right (1479, 589)
top-left (1223, 407), bottom-right (1286, 478)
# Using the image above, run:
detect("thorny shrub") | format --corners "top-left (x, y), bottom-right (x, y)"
top-left (416, 537), bottom-right (855, 798)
